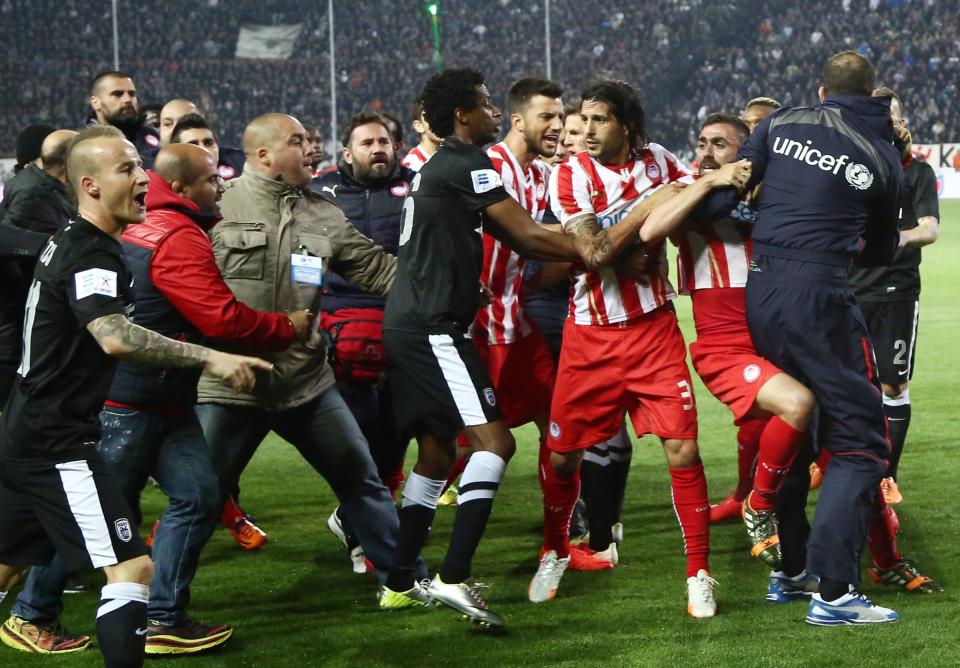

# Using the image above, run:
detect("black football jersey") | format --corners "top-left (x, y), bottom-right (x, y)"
top-left (0, 218), bottom-right (135, 461)
top-left (384, 138), bottom-right (509, 333)
top-left (851, 159), bottom-right (939, 301)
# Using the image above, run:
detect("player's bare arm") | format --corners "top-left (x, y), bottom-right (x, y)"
top-left (898, 215), bottom-right (938, 248)
top-left (87, 313), bottom-right (272, 392)
top-left (483, 196), bottom-right (579, 262)
top-left (640, 159), bottom-right (752, 244)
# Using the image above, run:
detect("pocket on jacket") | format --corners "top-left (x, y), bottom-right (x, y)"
top-left (295, 233), bottom-right (333, 261)
top-left (218, 229), bottom-right (268, 279)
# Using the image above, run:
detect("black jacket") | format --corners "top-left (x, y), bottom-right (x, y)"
top-left (218, 146), bottom-right (246, 180)
top-left (312, 160), bottom-right (414, 311)
top-left (0, 165), bottom-right (75, 235)
top-left (84, 112), bottom-right (160, 169)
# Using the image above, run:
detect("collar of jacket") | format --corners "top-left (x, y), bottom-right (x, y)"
top-left (144, 170), bottom-right (221, 231)
top-left (823, 94), bottom-right (894, 139)
top-left (240, 163), bottom-right (306, 201)
top-left (335, 158), bottom-right (409, 190)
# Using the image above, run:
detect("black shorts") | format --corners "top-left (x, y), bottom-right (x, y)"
top-left (0, 453), bottom-right (148, 571)
top-left (860, 300), bottom-right (919, 384)
top-left (384, 328), bottom-right (502, 442)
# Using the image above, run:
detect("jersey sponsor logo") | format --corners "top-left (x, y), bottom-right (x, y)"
top-left (483, 387), bottom-right (497, 407)
top-left (844, 162), bottom-right (874, 190)
top-left (470, 168), bottom-right (502, 194)
top-left (743, 363), bottom-right (762, 383)
top-left (731, 201), bottom-right (758, 223)
top-left (390, 182), bottom-right (410, 198)
top-left (549, 421), bottom-right (561, 439)
top-left (772, 136), bottom-right (853, 177)
top-left (114, 518), bottom-right (133, 542)
top-left (74, 268), bottom-right (118, 299)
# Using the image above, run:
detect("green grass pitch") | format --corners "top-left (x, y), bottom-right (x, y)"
top-left (9, 202), bottom-right (959, 667)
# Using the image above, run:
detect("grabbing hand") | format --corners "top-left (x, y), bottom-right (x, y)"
top-left (205, 351), bottom-right (274, 394)
top-left (710, 159), bottom-right (752, 191)
top-left (479, 280), bottom-right (493, 308)
top-left (644, 182), bottom-right (687, 207)
top-left (893, 124), bottom-right (912, 162)
top-left (613, 243), bottom-right (659, 286)
top-left (287, 309), bottom-right (313, 342)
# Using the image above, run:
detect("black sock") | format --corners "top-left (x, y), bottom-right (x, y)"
top-left (581, 445), bottom-right (614, 551)
top-left (818, 577), bottom-right (851, 602)
top-left (776, 453), bottom-right (813, 578)
top-left (95, 582), bottom-right (148, 668)
top-left (439, 451), bottom-right (505, 584)
top-left (609, 433), bottom-right (633, 523)
top-left (385, 504), bottom-right (436, 591)
top-left (883, 400), bottom-right (911, 480)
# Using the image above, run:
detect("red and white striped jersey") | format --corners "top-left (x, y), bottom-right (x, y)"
top-left (676, 200), bottom-right (757, 294)
top-left (471, 141), bottom-right (551, 344)
top-left (549, 143), bottom-right (694, 326)
top-left (400, 145), bottom-right (434, 172)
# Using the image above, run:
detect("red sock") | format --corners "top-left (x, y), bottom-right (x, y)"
top-left (221, 495), bottom-right (244, 527)
top-left (868, 493), bottom-right (902, 570)
top-left (751, 417), bottom-right (806, 510)
top-left (384, 461), bottom-right (405, 501)
top-left (670, 462), bottom-right (710, 576)
top-left (539, 438), bottom-right (579, 558)
top-left (734, 419), bottom-right (764, 500)
top-left (441, 439), bottom-right (471, 493)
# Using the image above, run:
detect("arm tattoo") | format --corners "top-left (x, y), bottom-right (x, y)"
top-left (87, 313), bottom-right (210, 369)
top-left (569, 215), bottom-right (614, 268)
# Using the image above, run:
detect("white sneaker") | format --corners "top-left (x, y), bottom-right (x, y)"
top-left (528, 550), bottom-right (570, 603)
top-left (687, 569), bottom-right (718, 619)
top-left (611, 522), bottom-right (624, 546)
top-left (349, 545), bottom-right (367, 574)
top-left (327, 508), bottom-right (347, 547)
top-left (593, 542), bottom-right (619, 566)
top-left (806, 591), bottom-right (899, 626)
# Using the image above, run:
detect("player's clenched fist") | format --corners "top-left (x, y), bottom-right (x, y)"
top-left (204, 351), bottom-right (274, 393)
top-left (709, 158), bottom-right (752, 191)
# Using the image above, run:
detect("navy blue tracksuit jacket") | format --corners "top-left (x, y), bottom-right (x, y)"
top-left (700, 95), bottom-right (903, 584)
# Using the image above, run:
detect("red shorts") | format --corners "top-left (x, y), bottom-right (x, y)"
top-left (473, 325), bottom-right (555, 428)
top-left (689, 331), bottom-right (781, 425)
top-left (548, 305), bottom-right (697, 452)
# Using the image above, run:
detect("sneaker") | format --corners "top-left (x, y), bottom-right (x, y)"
top-left (528, 550), bottom-right (570, 603)
top-left (222, 497), bottom-right (267, 550)
top-left (567, 544), bottom-right (616, 571)
top-left (805, 591), bottom-right (898, 626)
top-left (327, 507), bottom-right (348, 547)
top-left (0, 616), bottom-right (91, 654)
top-left (328, 508), bottom-right (368, 573)
top-left (742, 492), bottom-right (782, 570)
top-left (427, 575), bottom-right (504, 628)
top-left (869, 560), bottom-right (943, 594)
top-left (611, 521), bottom-right (624, 546)
top-left (880, 477), bottom-right (903, 504)
top-left (145, 619), bottom-right (233, 655)
top-left (378, 579), bottom-right (432, 609)
top-left (709, 495), bottom-right (743, 523)
top-left (349, 545), bottom-right (369, 574)
top-left (437, 485), bottom-right (459, 507)
top-left (766, 570), bottom-right (819, 603)
top-left (686, 570), bottom-right (718, 619)
top-left (809, 462), bottom-right (823, 490)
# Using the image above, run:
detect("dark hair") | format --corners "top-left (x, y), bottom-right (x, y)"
top-left (580, 78), bottom-right (648, 155)
top-left (873, 85), bottom-right (903, 112)
top-left (420, 67), bottom-right (485, 139)
top-left (563, 98), bottom-right (582, 118)
top-left (745, 96), bottom-right (781, 110)
top-left (90, 70), bottom-right (134, 95)
top-left (410, 97), bottom-right (425, 123)
top-left (340, 110), bottom-right (390, 148)
top-left (702, 113), bottom-right (750, 145)
top-left (821, 51), bottom-right (875, 97)
top-left (506, 77), bottom-right (563, 115)
top-left (381, 112), bottom-right (403, 146)
top-left (171, 113), bottom-right (218, 144)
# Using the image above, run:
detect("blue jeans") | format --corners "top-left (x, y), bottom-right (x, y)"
top-left (12, 407), bottom-right (220, 626)
top-left (196, 386), bottom-right (426, 584)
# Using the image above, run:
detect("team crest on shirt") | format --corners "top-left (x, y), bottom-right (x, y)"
top-left (549, 421), bottom-right (561, 439)
top-left (114, 519), bottom-right (133, 542)
top-left (390, 182), bottom-right (410, 198)
top-left (218, 164), bottom-right (237, 180)
top-left (483, 388), bottom-right (497, 407)
top-left (645, 162), bottom-right (661, 181)
top-left (144, 133), bottom-right (159, 147)
top-left (844, 162), bottom-right (874, 190)
top-left (535, 181), bottom-right (546, 200)
top-left (743, 364), bottom-right (762, 384)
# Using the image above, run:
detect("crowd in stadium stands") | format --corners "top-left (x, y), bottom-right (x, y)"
top-left (1, 0), bottom-right (957, 157)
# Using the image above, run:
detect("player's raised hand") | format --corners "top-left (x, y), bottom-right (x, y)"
top-left (710, 159), bottom-right (752, 191)
top-left (205, 351), bottom-right (274, 394)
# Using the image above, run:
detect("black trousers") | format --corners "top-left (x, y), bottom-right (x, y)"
top-left (747, 252), bottom-right (889, 584)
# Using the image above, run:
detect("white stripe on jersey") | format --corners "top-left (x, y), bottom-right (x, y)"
top-left (56, 460), bottom-right (119, 569)
top-left (676, 202), bottom-right (755, 294)
top-left (17, 280), bottom-right (41, 377)
top-left (401, 146), bottom-right (434, 172)
top-left (550, 143), bottom-right (693, 326)
top-left (428, 334), bottom-right (488, 426)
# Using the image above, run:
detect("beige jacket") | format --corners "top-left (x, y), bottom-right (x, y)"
top-left (196, 166), bottom-right (396, 410)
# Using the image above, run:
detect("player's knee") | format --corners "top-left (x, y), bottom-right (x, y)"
top-left (662, 438), bottom-right (700, 467)
top-left (550, 449), bottom-right (582, 477)
top-left (881, 382), bottom-right (908, 399)
top-left (490, 430), bottom-right (516, 462)
top-left (108, 555), bottom-right (154, 586)
top-left (780, 386), bottom-right (815, 430)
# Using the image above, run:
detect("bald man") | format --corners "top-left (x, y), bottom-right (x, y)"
top-left (0, 126), bottom-right (271, 664)
top-left (158, 98), bottom-right (198, 145)
top-left (88, 71), bottom-right (160, 168)
top-left (195, 113), bottom-right (424, 601)
top-left (7, 142), bottom-right (309, 655)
